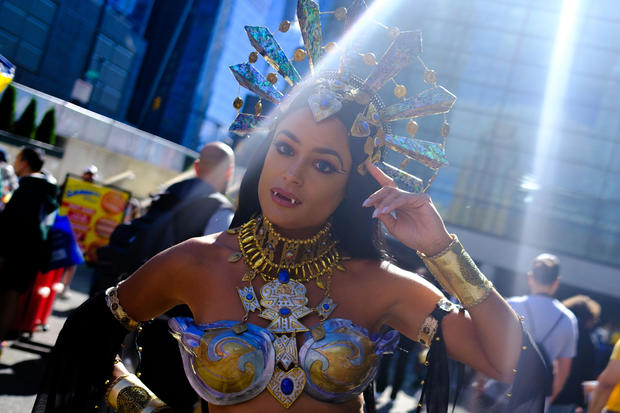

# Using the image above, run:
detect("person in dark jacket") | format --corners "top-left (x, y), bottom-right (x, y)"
top-left (0, 147), bottom-right (58, 349)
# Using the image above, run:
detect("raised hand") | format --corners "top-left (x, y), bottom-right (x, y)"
top-left (362, 161), bottom-right (452, 256)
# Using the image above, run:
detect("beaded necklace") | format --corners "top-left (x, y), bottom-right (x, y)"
top-left (227, 215), bottom-right (347, 408)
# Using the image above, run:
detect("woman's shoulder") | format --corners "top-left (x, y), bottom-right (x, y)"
top-left (170, 231), bottom-right (239, 265)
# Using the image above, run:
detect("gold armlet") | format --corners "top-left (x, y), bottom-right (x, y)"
top-left (105, 373), bottom-right (169, 413)
top-left (106, 284), bottom-right (140, 331)
top-left (416, 297), bottom-right (458, 346)
top-left (417, 235), bottom-right (493, 309)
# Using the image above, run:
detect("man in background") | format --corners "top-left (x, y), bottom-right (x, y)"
top-left (0, 147), bottom-right (58, 354)
top-left (509, 254), bottom-right (578, 411)
top-left (0, 147), bottom-right (18, 211)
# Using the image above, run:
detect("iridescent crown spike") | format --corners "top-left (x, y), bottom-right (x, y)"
top-left (384, 135), bottom-right (448, 170)
top-left (230, 63), bottom-right (283, 104)
top-left (230, 113), bottom-right (269, 136)
top-left (338, 0), bottom-right (367, 74)
top-left (245, 26), bottom-right (302, 86)
top-left (380, 86), bottom-right (456, 121)
top-left (360, 31), bottom-right (422, 98)
top-left (377, 162), bottom-right (424, 193)
top-left (297, 0), bottom-right (322, 74)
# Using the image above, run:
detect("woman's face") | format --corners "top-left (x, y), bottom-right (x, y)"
top-left (258, 106), bottom-right (352, 236)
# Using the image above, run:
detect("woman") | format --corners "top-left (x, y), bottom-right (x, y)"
top-left (33, 84), bottom-right (546, 413)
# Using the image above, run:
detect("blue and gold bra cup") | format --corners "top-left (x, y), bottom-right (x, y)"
top-left (299, 319), bottom-right (399, 403)
top-left (169, 318), bottom-right (399, 406)
top-left (168, 319), bottom-right (275, 405)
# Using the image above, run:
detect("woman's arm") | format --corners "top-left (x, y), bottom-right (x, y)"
top-left (363, 162), bottom-right (521, 381)
top-left (382, 265), bottom-right (521, 382)
top-left (116, 237), bottom-right (211, 322)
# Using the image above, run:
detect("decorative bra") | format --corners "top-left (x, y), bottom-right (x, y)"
top-left (169, 317), bottom-right (399, 406)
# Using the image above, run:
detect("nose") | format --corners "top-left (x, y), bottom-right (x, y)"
top-left (283, 159), bottom-right (303, 185)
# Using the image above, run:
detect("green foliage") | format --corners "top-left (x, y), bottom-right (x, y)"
top-left (13, 98), bottom-right (37, 139)
top-left (0, 84), bottom-right (16, 131)
top-left (35, 108), bottom-right (57, 145)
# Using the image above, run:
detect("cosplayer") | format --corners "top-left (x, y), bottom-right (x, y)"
top-left (33, 1), bottom-right (547, 412)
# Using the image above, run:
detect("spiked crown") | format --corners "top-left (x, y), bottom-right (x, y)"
top-left (229, 0), bottom-right (456, 193)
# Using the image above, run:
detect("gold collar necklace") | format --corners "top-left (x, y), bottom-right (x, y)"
top-left (235, 215), bottom-right (346, 288)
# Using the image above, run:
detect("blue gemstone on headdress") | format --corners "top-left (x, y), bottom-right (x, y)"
top-left (372, 113), bottom-right (379, 121)
top-left (246, 293), bottom-right (254, 300)
top-left (322, 304), bottom-right (329, 310)
top-left (361, 121), bottom-right (369, 132)
top-left (281, 378), bottom-right (294, 395)
top-left (278, 269), bottom-right (290, 283)
top-left (279, 308), bottom-right (291, 316)
top-left (320, 97), bottom-right (329, 107)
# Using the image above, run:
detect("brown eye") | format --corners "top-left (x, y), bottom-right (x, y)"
top-left (313, 159), bottom-right (337, 174)
top-left (274, 141), bottom-right (294, 156)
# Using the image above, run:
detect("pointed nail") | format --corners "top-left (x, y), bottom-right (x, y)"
top-left (362, 198), bottom-right (370, 207)
top-left (372, 209), bottom-right (378, 218)
top-left (382, 207), bottom-right (389, 214)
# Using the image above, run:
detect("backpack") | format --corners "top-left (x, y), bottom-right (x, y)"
top-left (524, 301), bottom-right (565, 397)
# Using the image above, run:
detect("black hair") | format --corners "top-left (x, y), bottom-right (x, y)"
top-left (18, 146), bottom-right (45, 172)
top-left (530, 253), bottom-right (560, 285)
top-left (230, 87), bottom-right (387, 261)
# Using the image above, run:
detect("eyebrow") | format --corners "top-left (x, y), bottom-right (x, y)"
top-left (278, 129), bottom-right (346, 171)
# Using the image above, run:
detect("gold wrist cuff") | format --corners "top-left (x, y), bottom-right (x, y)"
top-left (106, 284), bottom-right (140, 331)
top-left (417, 235), bottom-right (493, 309)
top-left (105, 373), bottom-right (169, 413)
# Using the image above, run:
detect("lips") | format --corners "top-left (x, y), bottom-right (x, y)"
top-left (270, 188), bottom-right (302, 208)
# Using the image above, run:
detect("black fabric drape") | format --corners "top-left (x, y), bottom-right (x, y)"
top-left (32, 293), bottom-right (127, 413)
top-left (418, 325), bottom-right (546, 413)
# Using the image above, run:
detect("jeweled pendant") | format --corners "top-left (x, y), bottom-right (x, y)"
top-left (267, 366), bottom-right (306, 408)
top-left (237, 286), bottom-right (261, 313)
top-left (259, 279), bottom-right (312, 333)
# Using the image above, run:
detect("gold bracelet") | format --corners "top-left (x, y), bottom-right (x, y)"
top-left (106, 284), bottom-right (140, 331)
top-left (105, 373), bottom-right (169, 413)
top-left (417, 235), bottom-right (493, 309)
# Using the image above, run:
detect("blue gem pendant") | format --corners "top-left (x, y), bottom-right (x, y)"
top-left (267, 366), bottom-right (306, 408)
top-left (258, 271), bottom-right (313, 334)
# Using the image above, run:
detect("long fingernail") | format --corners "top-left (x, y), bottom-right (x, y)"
top-left (362, 198), bottom-right (370, 207)
top-left (372, 209), bottom-right (378, 218)
top-left (381, 207), bottom-right (389, 214)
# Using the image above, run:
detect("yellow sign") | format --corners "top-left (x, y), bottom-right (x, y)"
top-left (59, 175), bottom-right (130, 263)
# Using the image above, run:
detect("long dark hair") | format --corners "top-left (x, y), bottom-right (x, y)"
top-left (230, 88), bottom-right (387, 261)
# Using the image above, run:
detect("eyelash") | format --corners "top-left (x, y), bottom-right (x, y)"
top-left (273, 141), bottom-right (338, 174)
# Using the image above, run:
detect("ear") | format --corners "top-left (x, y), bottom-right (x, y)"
top-left (527, 273), bottom-right (534, 289)
top-left (550, 278), bottom-right (560, 295)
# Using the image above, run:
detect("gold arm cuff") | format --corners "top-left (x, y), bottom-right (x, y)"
top-left (417, 235), bottom-right (493, 309)
top-left (105, 373), bottom-right (169, 413)
top-left (106, 284), bottom-right (140, 331)
top-left (416, 314), bottom-right (438, 347)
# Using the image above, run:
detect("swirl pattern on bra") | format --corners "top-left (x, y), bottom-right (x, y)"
top-left (169, 317), bottom-right (399, 405)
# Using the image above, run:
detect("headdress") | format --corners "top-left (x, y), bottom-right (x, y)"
top-left (228, 0), bottom-right (456, 193)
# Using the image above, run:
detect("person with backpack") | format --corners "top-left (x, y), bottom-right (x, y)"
top-left (0, 147), bottom-right (58, 355)
top-left (509, 254), bottom-right (578, 411)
